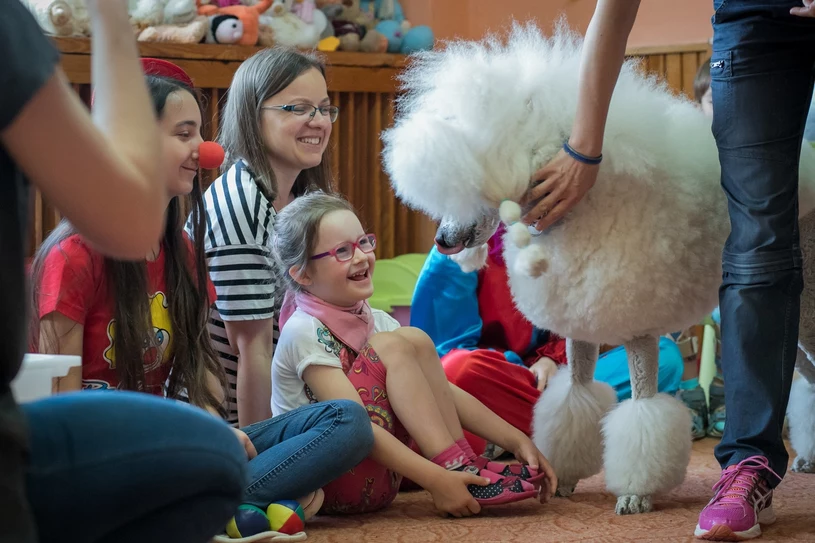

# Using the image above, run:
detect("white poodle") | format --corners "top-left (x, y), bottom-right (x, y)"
top-left (381, 22), bottom-right (815, 514)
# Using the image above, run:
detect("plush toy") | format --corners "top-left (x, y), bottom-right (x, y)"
top-left (198, 0), bottom-right (272, 45)
top-left (199, 0), bottom-right (242, 7)
top-left (131, 0), bottom-right (200, 29)
top-left (291, 0), bottom-right (315, 23)
top-left (131, 0), bottom-right (208, 43)
top-left (360, 0), bottom-right (433, 53)
top-left (326, 0), bottom-right (385, 52)
top-left (259, 0), bottom-right (327, 48)
top-left (205, 13), bottom-right (244, 43)
top-left (22, 0), bottom-right (90, 37)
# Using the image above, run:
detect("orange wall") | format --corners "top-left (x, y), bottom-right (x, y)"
top-left (400, 0), bottom-right (713, 48)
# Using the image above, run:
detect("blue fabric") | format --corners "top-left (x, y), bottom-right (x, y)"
top-left (411, 247), bottom-right (482, 357)
top-left (709, 1), bottom-right (815, 481)
top-left (593, 338), bottom-right (684, 401)
top-left (23, 391), bottom-right (246, 543)
top-left (240, 400), bottom-right (374, 507)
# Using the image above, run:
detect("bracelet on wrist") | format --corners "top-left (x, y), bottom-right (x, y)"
top-left (562, 140), bottom-right (602, 165)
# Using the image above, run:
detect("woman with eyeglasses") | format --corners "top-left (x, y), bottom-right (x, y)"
top-left (196, 47), bottom-right (339, 429)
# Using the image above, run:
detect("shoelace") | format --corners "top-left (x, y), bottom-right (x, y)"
top-left (712, 456), bottom-right (781, 502)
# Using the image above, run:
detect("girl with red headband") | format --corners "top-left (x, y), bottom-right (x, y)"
top-left (29, 58), bottom-right (373, 542)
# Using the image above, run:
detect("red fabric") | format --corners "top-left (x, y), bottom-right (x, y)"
top-left (476, 236), bottom-right (567, 367)
top-left (37, 234), bottom-right (214, 395)
top-left (443, 349), bottom-right (541, 455)
top-left (320, 344), bottom-right (413, 514)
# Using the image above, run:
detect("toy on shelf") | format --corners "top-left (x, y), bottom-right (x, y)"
top-left (257, 0), bottom-right (329, 49)
top-left (204, 13), bottom-right (244, 44)
top-left (324, 0), bottom-right (387, 52)
top-left (360, 0), bottom-right (433, 53)
top-left (198, 0), bottom-right (274, 45)
top-left (131, 0), bottom-right (209, 43)
top-left (22, 0), bottom-right (90, 37)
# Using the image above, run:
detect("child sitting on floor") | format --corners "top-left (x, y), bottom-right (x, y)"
top-left (272, 191), bottom-right (557, 517)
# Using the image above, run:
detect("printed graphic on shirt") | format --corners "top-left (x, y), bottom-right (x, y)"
top-left (82, 379), bottom-right (114, 391)
top-left (316, 326), bottom-right (341, 357)
top-left (103, 291), bottom-right (173, 372)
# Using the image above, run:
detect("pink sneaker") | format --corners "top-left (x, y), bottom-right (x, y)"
top-left (694, 456), bottom-right (780, 541)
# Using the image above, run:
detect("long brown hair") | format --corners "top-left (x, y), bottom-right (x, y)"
top-left (29, 75), bottom-right (227, 416)
top-left (218, 46), bottom-right (334, 202)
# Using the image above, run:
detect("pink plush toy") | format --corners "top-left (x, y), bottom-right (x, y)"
top-left (292, 0), bottom-right (315, 23)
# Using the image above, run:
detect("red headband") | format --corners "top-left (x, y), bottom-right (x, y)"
top-left (90, 58), bottom-right (194, 107)
top-left (140, 58), bottom-right (194, 88)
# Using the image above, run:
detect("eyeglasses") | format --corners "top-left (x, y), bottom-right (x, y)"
top-left (311, 234), bottom-right (377, 262)
top-left (261, 104), bottom-right (340, 123)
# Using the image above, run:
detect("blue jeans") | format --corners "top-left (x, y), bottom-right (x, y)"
top-left (22, 391), bottom-right (246, 543)
top-left (710, 0), bottom-right (815, 481)
top-left (240, 400), bottom-right (374, 507)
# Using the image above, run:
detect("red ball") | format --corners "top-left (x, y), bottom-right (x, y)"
top-left (199, 141), bottom-right (225, 170)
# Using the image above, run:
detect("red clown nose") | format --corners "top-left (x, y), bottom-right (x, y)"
top-left (198, 141), bottom-right (225, 170)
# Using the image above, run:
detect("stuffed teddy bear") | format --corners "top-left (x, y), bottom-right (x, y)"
top-left (198, 0), bottom-right (273, 45)
top-left (22, 0), bottom-right (90, 37)
top-left (325, 0), bottom-right (386, 52)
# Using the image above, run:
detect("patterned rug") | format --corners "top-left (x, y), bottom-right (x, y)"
top-left (306, 439), bottom-right (815, 542)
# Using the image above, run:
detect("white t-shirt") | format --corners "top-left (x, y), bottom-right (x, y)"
top-left (271, 307), bottom-right (400, 416)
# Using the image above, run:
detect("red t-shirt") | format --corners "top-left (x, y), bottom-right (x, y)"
top-left (37, 234), bottom-right (216, 395)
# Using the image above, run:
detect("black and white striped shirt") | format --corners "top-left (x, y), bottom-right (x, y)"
top-left (188, 160), bottom-right (280, 426)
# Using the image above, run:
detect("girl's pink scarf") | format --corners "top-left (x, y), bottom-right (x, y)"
top-left (279, 290), bottom-right (375, 353)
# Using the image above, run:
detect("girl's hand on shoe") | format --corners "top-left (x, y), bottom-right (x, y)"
top-left (529, 357), bottom-right (559, 391)
top-left (510, 436), bottom-right (558, 502)
top-left (521, 148), bottom-right (599, 232)
top-left (427, 469), bottom-right (488, 517)
top-left (232, 428), bottom-right (258, 460)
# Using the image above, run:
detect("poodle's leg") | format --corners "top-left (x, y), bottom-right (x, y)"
top-left (789, 346), bottom-right (815, 473)
top-left (603, 335), bottom-right (692, 515)
top-left (532, 339), bottom-right (616, 497)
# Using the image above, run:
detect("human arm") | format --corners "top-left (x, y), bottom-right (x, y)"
top-left (302, 364), bottom-right (489, 517)
top-left (791, 0), bottom-right (815, 16)
top-left (450, 384), bottom-right (557, 500)
top-left (522, 0), bottom-right (641, 231)
top-left (39, 313), bottom-right (84, 393)
top-left (0, 0), bottom-right (165, 259)
top-left (224, 319), bottom-right (275, 427)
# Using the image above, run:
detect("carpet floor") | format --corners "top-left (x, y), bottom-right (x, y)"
top-left (305, 439), bottom-right (815, 542)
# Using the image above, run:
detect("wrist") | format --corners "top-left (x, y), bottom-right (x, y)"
top-left (563, 140), bottom-right (603, 165)
top-left (566, 134), bottom-right (603, 158)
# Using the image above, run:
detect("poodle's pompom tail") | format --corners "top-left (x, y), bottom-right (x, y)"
top-left (499, 199), bottom-right (548, 276)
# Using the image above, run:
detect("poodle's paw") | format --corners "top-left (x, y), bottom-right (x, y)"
top-left (791, 456), bottom-right (815, 473)
top-left (555, 483), bottom-right (577, 497)
top-left (615, 494), bottom-right (653, 515)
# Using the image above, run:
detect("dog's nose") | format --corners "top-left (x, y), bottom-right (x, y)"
top-left (435, 233), bottom-right (454, 249)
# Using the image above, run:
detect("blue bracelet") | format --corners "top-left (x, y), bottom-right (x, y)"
top-left (563, 140), bottom-right (603, 165)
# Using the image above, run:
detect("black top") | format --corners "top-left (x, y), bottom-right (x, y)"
top-left (0, 2), bottom-right (60, 542)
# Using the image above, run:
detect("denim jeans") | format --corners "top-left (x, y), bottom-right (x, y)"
top-left (240, 400), bottom-right (374, 507)
top-left (22, 391), bottom-right (246, 543)
top-left (710, 0), bottom-right (815, 481)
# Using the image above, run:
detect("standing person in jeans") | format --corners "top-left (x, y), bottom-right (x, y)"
top-left (521, 0), bottom-right (815, 540)
top-left (1, 1), bottom-right (246, 542)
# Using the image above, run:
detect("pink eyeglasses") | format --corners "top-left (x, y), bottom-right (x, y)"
top-left (311, 234), bottom-right (377, 262)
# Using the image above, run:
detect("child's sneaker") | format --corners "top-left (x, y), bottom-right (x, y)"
top-left (471, 455), bottom-right (547, 487)
top-left (457, 465), bottom-right (539, 506)
top-left (678, 385), bottom-right (709, 440)
top-left (694, 456), bottom-right (780, 541)
top-left (708, 380), bottom-right (726, 438)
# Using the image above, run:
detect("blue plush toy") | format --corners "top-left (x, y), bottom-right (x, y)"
top-left (361, 0), bottom-right (434, 54)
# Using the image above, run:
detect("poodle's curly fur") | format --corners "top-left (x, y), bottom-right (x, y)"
top-left (383, 21), bottom-right (815, 511)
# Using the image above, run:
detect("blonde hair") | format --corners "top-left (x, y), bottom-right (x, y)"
top-left (218, 47), bottom-right (334, 202)
top-left (273, 191), bottom-right (356, 291)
